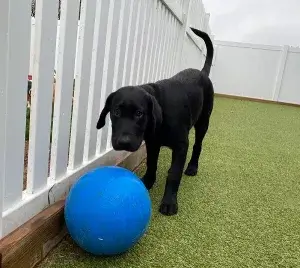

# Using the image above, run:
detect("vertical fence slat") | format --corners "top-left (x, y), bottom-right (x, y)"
top-left (101, 0), bottom-right (121, 101)
top-left (172, 20), bottom-right (181, 75)
top-left (163, 8), bottom-right (172, 78)
top-left (128, 0), bottom-right (142, 85)
top-left (201, 3), bottom-right (205, 31)
top-left (154, 1), bottom-right (166, 81)
top-left (3, 0), bottom-right (31, 210)
top-left (136, 0), bottom-right (150, 85)
top-left (96, 0), bottom-right (118, 154)
top-left (165, 14), bottom-right (174, 77)
top-left (189, 0), bottom-right (195, 28)
top-left (0, 0), bottom-right (9, 238)
top-left (157, 7), bottom-right (169, 79)
top-left (161, 7), bottom-right (173, 78)
top-left (84, 0), bottom-right (111, 160)
top-left (27, 0), bottom-right (59, 193)
top-left (122, 0), bottom-right (139, 86)
top-left (175, 0), bottom-right (191, 73)
top-left (100, 0), bottom-right (126, 151)
top-left (154, 4), bottom-right (166, 81)
top-left (106, 0), bottom-right (131, 150)
top-left (116, 0), bottom-right (133, 89)
top-left (169, 18), bottom-right (179, 76)
top-left (149, 0), bottom-right (161, 81)
top-left (146, 0), bottom-right (158, 82)
top-left (162, 12), bottom-right (171, 79)
top-left (50, 0), bottom-right (81, 179)
top-left (130, 0), bottom-right (144, 85)
top-left (160, 10), bottom-right (169, 79)
top-left (29, 19), bottom-right (36, 75)
top-left (166, 9), bottom-right (175, 77)
top-left (167, 16), bottom-right (177, 77)
top-left (169, 15), bottom-right (177, 76)
top-left (150, 1), bottom-right (163, 81)
top-left (68, 0), bottom-right (97, 170)
top-left (120, 0), bottom-right (134, 88)
top-left (141, 0), bottom-right (154, 84)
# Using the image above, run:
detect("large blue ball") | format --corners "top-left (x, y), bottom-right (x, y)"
top-left (64, 166), bottom-right (151, 256)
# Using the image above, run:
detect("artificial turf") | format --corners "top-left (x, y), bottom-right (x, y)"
top-left (39, 97), bottom-right (300, 268)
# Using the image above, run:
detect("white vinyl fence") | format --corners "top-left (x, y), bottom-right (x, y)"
top-left (0, 0), bottom-right (212, 239)
top-left (212, 41), bottom-right (300, 105)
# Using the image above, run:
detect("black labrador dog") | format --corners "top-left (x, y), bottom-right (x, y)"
top-left (97, 28), bottom-right (214, 216)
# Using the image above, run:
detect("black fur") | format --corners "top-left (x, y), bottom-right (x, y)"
top-left (97, 28), bottom-right (214, 216)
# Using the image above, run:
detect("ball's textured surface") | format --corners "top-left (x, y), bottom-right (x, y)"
top-left (64, 166), bottom-right (151, 256)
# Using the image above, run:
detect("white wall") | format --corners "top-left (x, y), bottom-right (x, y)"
top-left (212, 41), bottom-right (300, 105)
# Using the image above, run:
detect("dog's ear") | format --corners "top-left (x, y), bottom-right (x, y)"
top-left (96, 92), bottom-right (116, 129)
top-left (147, 93), bottom-right (162, 136)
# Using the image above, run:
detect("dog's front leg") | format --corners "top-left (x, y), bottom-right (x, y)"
top-left (141, 141), bottom-right (160, 190)
top-left (159, 141), bottom-right (188, 216)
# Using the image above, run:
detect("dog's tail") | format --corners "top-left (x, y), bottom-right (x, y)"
top-left (190, 27), bottom-right (214, 75)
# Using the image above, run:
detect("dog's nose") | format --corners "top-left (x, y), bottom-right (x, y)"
top-left (117, 135), bottom-right (131, 147)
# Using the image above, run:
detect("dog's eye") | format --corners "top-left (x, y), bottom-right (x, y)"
top-left (135, 110), bottom-right (143, 118)
top-left (113, 108), bottom-right (121, 117)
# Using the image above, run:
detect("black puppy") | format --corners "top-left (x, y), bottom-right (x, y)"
top-left (97, 28), bottom-right (214, 216)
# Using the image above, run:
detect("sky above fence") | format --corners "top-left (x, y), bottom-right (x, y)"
top-left (203, 0), bottom-right (300, 47)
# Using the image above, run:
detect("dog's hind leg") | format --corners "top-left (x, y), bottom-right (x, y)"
top-left (184, 119), bottom-right (210, 176)
top-left (185, 98), bottom-right (213, 176)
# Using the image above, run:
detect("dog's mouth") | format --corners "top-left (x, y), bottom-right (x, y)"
top-left (112, 143), bottom-right (141, 152)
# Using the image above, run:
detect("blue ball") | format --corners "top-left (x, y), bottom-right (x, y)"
top-left (64, 166), bottom-right (151, 256)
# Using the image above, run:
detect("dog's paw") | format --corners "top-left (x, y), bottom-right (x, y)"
top-left (184, 165), bottom-right (198, 176)
top-left (159, 197), bottom-right (178, 216)
top-left (141, 174), bottom-right (156, 190)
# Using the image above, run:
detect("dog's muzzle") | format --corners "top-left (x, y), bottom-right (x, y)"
top-left (112, 135), bottom-right (140, 152)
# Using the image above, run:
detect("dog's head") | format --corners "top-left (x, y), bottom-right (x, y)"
top-left (96, 86), bottom-right (162, 152)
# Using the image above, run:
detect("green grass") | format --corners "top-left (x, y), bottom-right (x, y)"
top-left (39, 97), bottom-right (300, 268)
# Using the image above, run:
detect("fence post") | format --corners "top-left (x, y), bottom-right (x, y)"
top-left (0, 0), bottom-right (9, 239)
top-left (273, 45), bottom-right (289, 101)
top-left (174, 0), bottom-right (191, 73)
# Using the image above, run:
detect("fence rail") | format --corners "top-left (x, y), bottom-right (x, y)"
top-left (0, 0), bottom-right (211, 238)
